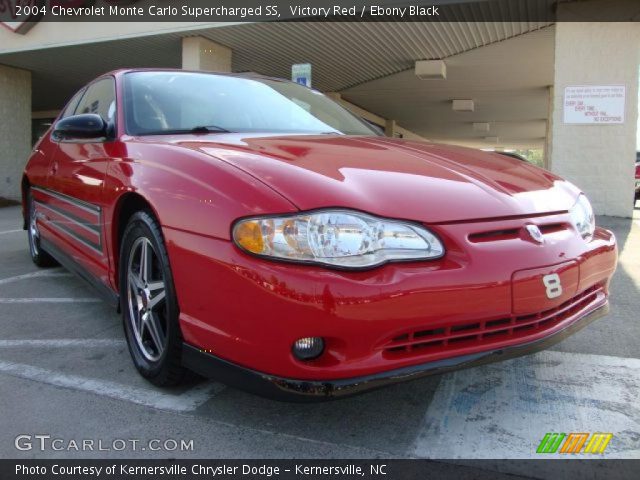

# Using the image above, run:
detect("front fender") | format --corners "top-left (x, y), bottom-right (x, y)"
top-left (103, 141), bottom-right (298, 289)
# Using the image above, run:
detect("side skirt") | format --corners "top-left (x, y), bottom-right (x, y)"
top-left (40, 237), bottom-right (119, 310)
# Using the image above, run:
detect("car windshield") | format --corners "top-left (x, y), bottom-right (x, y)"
top-left (123, 71), bottom-right (378, 136)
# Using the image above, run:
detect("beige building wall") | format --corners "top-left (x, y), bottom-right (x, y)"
top-left (0, 65), bottom-right (31, 201)
top-left (549, 21), bottom-right (640, 217)
top-left (182, 37), bottom-right (232, 72)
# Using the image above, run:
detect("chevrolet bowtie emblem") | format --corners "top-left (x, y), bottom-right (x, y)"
top-left (525, 224), bottom-right (544, 244)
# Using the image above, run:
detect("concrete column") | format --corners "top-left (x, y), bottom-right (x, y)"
top-left (385, 119), bottom-right (397, 138)
top-left (549, 19), bottom-right (639, 217)
top-left (181, 36), bottom-right (232, 72)
top-left (543, 86), bottom-right (553, 170)
top-left (0, 65), bottom-right (31, 202)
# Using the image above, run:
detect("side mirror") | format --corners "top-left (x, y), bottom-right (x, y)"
top-left (53, 114), bottom-right (107, 140)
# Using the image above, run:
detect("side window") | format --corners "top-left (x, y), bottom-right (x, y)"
top-left (60, 89), bottom-right (86, 119)
top-left (75, 78), bottom-right (116, 123)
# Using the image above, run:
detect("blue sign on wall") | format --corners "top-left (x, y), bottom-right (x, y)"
top-left (292, 63), bottom-right (312, 88)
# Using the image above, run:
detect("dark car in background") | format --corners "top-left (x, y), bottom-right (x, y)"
top-left (497, 151), bottom-right (528, 163)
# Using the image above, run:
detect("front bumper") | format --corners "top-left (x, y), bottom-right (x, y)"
top-left (165, 213), bottom-right (617, 384)
top-left (183, 301), bottom-right (609, 401)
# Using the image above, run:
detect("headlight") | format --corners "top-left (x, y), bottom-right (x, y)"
top-left (232, 209), bottom-right (444, 268)
top-left (569, 194), bottom-right (595, 240)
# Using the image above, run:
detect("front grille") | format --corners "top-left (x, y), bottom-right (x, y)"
top-left (382, 285), bottom-right (604, 359)
top-left (468, 223), bottom-right (567, 243)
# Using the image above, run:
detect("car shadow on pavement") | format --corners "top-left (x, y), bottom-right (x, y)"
top-left (199, 372), bottom-right (443, 457)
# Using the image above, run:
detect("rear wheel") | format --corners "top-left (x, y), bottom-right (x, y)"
top-left (26, 189), bottom-right (57, 267)
top-left (120, 210), bottom-right (186, 386)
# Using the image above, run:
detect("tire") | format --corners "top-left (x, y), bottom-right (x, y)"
top-left (26, 189), bottom-right (58, 267)
top-left (119, 210), bottom-right (186, 386)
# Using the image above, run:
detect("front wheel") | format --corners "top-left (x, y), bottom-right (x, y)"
top-left (120, 210), bottom-right (186, 386)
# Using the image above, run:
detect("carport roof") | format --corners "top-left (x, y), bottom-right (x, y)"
top-left (0, 20), bottom-right (552, 111)
top-left (0, 18), bottom-right (553, 149)
top-left (343, 26), bottom-right (555, 149)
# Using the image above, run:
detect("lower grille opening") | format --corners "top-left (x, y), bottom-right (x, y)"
top-left (451, 323), bottom-right (480, 333)
top-left (449, 335), bottom-right (477, 344)
top-left (514, 324), bottom-right (536, 332)
top-left (382, 284), bottom-right (604, 359)
top-left (414, 328), bottom-right (445, 339)
top-left (484, 330), bottom-right (507, 338)
top-left (487, 318), bottom-right (510, 328)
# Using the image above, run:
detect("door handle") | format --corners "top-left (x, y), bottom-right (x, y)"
top-left (50, 162), bottom-right (58, 175)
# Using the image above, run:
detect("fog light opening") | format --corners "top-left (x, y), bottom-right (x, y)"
top-left (292, 337), bottom-right (324, 361)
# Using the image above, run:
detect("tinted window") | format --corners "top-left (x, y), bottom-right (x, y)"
top-left (75, 78), bottom-right (116, 123)
top-left (124, 72), bottom-right (377, 136)
top-left (60, 89), bottom-right (86, 119)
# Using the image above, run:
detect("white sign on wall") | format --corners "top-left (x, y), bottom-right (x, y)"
top-left (563, 85), bottom-right (625, 124)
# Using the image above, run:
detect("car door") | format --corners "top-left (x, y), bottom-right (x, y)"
top-left (39, 77), bottom-right (117, 289)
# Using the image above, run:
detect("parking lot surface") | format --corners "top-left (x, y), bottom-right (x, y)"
top-left (1, 204), bottom-right (639, 475)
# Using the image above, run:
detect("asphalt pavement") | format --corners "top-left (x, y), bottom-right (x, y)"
top-left (0, 204), bottom-right (638, 478)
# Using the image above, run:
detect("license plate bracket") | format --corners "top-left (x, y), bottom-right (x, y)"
top-left (512, 261), bottom-right (579, 315)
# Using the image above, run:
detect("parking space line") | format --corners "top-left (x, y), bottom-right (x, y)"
top-left (0, 229), bottom-right (23, 235)
top-left (0, 270), bottom-right (72, 285)
top-left (0, 360), bottom-right (226, 412)
top-left (0, 338), bottom-right (125, 348)
top-left (410, 350), bottom-right (640, 459)
top-left (0, 298), bottom-right (101, 303)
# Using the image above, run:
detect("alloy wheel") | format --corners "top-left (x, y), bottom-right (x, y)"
top-left (126, 237), bottom-right (167, 362)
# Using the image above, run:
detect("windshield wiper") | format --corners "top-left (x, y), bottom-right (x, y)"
top-left (188, 125), bottom-right (232, 134)
top-left (141, 125), bottom-right (232, 136)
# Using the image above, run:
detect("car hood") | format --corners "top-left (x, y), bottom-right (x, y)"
top-left (139, 134), bottom-right (580, 223)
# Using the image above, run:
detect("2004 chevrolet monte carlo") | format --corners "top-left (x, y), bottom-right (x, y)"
top-left (22, 69), bottom-right (617, 400)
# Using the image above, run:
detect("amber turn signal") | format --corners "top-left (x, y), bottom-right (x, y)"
top-left (233, 220), bottom-right (264, 254)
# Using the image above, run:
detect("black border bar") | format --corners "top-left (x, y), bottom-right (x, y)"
top-left (1, 0), bottom-right (639, 25)
top-left (3, 460), bottom-right (640, 480)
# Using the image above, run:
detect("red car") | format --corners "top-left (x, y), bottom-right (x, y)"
top-left (22, 69), bottom-right (617, 399)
